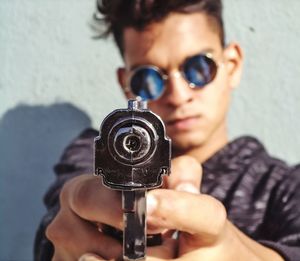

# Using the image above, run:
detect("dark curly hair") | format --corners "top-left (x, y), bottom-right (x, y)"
top-left (95, 0), bottom-right (225, 56)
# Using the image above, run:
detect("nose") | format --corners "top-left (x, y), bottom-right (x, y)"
top-left (162, 70), bottom-right (194, 107)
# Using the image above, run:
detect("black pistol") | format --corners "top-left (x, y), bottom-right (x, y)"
top-left (94, 99), bottom-right (171, 260)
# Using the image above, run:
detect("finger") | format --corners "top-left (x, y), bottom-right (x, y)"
top-left (147, 238), bottom-right (177, 260)
top-left (46, 201), bottom-right (122, 260)
top-left (61, 174), bottom-right (123, 230)
top-left (147, 189), bottom-right (227, 245)
top-left (79, 240), bottom-right (177, 261)
top-left (164, 156), bottom-right (201, 193)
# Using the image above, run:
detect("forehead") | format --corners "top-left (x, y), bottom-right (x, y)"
top-left (123, 12), bottom-right (222, 69)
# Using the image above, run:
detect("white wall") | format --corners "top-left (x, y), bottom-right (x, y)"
top-left (0, 0), bottom-right (299, 260)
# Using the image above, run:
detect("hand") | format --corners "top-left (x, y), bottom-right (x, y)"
top-left (45, 155), bottom-right (199, 260)
top-left (46, 174), bottom-right (124, 260)
top-left (44, 155), bottom-right (206, 260)
top-left (146, 156), bottom-right (285, 261)
top-left (46, 156), bottom-right (283, 261)
top-left (46, 174), bottom-right (176, 260)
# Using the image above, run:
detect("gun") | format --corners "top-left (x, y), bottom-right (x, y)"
top-left (94, 99), bottom-right (171, 260)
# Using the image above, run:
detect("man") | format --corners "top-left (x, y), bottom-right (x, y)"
top-left (35, 0), bottom-right (300, 260)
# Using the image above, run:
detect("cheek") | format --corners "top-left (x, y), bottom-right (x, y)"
top-left (198, 77), bottom-right (231, 121)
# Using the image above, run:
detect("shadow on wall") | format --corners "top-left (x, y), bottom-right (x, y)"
top-left (0, 103), bottom-right (91, 261)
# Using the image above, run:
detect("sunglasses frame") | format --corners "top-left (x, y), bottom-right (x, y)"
top-left (125, 52), bottom-right (220, 101)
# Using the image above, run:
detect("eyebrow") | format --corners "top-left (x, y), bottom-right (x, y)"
top-left (128, 47), bottom-right (217, 71)
top-left (187, 48), bottom-right (216, 58)
top-left (129, 64), bottom-right (148, 71)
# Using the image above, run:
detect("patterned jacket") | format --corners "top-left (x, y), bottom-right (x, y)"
top-left (34, 129), bottom-right (300, 260)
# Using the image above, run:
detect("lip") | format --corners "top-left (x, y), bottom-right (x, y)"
top-left (166, 115), bottom-right (200, 131)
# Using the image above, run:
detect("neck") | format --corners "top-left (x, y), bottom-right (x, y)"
top-left (173, 122), bottom-right (229, 163)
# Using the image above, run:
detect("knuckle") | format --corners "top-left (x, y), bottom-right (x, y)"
top-left (176, 155), bottom-right (201, 172)
top-left (47, 178), bottom-right (84, 244)
top-left (59, 177), bottom-right (77, 207)
top-left (189, 158), bottom-right (202, 173)
top-left (46, 213), bottom-right (68, 244)
top-left (59, 174), bottom-right (92, 215)
top-left (208, 196), bottom-right (227, 237)
top-left (171, 156), bottom-right (202, 189)
top-left (70, 176), bottom-right (93, 216)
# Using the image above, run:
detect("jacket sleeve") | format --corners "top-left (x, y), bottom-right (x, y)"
top-left (259, 165), bottom-right (300, 261)
top-left (34, 128), bottom-right (98, 261)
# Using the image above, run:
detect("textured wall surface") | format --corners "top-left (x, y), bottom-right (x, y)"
top-left (0, 0), bottom-right (300, 260)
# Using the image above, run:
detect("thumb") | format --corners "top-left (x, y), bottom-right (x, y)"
top-left (164, 156), bottom-right (202, 193)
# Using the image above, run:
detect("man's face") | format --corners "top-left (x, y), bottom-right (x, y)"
top-left (120, 12), bottom-right (242, 154)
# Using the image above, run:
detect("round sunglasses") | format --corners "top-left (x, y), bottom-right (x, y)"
top-left (126, 53), bottom-right (219, 101)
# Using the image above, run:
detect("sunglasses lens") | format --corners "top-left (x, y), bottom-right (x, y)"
top-left (130, 68), bottom-right (164, 100)
top-left (183, 55), bottom-right (217, 87)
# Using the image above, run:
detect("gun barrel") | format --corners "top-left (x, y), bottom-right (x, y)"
top-left (123, 190), bottom-right (146, 260)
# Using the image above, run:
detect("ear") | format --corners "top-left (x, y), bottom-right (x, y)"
top-left (223, 42), bottom-right (244, 89)
top-left (116, 67), bottom-right (133, 99)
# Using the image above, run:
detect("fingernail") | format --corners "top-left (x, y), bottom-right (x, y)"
top-left (79, 253), bottom-right (101, 261)
top-left (175, 183), bottom-right (199, 194)
top-left (147, 193), bottom-right (158, 215)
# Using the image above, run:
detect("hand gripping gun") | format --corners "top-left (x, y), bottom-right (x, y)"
top-left (94, 100), bottom-right (171, 260)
